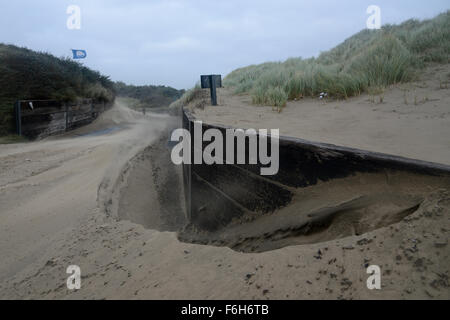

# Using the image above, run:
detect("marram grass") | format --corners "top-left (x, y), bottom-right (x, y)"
top-left (223, 11), bottom-right (449, 110)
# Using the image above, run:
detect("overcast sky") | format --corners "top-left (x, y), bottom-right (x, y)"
top-left (1, 0), bottom-right (448, 89)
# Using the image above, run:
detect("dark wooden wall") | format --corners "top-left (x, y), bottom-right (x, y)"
top-left (15, 99), bottom-right (113, 139)
top-left (182, 108), bottom-right (450, 232)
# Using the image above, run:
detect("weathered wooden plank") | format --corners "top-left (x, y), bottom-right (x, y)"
top-left (20, 106), bottom-right (65, 116)
top-left (21, 112), bottom-right (66, 124)
top-left (68, 103), bottom-right (91, 110)
top-left (22, 121), bottom-right (67, 139)
top-left (19, 101), bottom-right (63, 114)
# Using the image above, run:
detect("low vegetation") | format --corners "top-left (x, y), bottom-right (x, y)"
top-left (0, 134), bottom-right (28, 144)
top-left (224, 11), bottom-right (449, 110)
top-left (114, 82), bottom-right (184, 109)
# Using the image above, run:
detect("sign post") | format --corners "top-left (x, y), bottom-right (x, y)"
top-left (200, 75), bottom-right (222, 106)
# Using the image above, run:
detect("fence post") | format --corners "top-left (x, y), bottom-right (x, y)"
top-left (64, 103), bottom-right (68, 131)
top-left (14, 101), bottom-right (22, 136)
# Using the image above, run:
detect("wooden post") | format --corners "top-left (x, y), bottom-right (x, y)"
top-left (14, 101), bottom-right (22, 136)
top-left (65, 103), bottom-right (68, 131)
top-left (200, 74), bottom-right (221, 106)
top-left (210, 75), bottom-right (217, 106)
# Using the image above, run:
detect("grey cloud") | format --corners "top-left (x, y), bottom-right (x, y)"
top-left (1, 0), bottom-right (448, 89)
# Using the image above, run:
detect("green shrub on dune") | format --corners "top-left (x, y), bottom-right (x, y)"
top-left (114, 82), bottom-right (183, 109)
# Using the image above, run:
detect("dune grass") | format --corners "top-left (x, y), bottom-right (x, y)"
top-left (224, 11), bottom-right (449, 110)
top-left (168, 83), bottom-right (203, 110)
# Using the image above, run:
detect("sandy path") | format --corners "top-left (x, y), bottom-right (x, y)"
top-left (0, 103), bottom-right (171, 284)
top-left (0, 102), bottom-right (448, 300)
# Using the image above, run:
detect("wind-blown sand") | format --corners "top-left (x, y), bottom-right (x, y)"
top-left (189, 64), bottom-right (450, 165)
top-left (0, 98), bottom-right (449, 299)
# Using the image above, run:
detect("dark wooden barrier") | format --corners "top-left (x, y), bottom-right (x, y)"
top-left (182, 108), bottom-right (450, 232)
top-left (14, 99), bottom-right (112, 139)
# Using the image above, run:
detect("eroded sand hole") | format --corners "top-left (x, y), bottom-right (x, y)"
top-left (116, 132), bottom-right (449, 253)
top-left (117, 134), bottom-right (186, 232)
top-left (178, 182), bottom-right (429, 253)
top-left (179, 168), bottom-right (450, 252)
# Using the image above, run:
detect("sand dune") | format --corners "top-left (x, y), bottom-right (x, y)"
top-left (189, 64), bottom-right (450, 166)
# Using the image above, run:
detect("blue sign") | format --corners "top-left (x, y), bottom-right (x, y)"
top-left (71, 49), bottom-right (87, 59)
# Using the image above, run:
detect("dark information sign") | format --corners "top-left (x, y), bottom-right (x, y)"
top-left (200, 74), bottom-right (222, 89)
top-left (200, 74), bottom-right (222, 106)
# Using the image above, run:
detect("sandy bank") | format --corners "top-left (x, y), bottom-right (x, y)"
top-left (188, 64), bottom-right (450, 165)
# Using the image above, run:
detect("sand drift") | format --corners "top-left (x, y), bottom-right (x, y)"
top-left (114, 108), bottom-right (450, 254)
